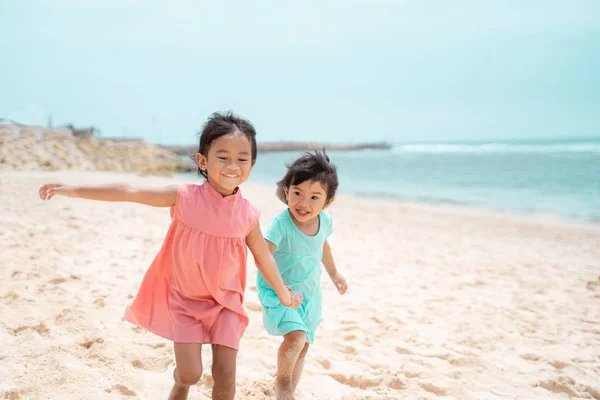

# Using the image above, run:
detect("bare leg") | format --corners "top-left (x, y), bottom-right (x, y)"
top-left (211, 344), bottom-right (238, 400)
top-left (275, 331), bottom-right (307, 400)
top-left (168, 343), bottom-right (203, 400)
top-left (292, 343), bottom-right (310, 392)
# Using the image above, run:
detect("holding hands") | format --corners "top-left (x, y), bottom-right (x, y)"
top-left (282, 286), bottom-right (303, 308)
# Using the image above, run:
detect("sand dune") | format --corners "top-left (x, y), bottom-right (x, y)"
top-left (1, 171), bottom-right (599, 399)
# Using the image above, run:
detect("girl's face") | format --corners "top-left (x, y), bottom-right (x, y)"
top-left (284, 180), bottom-right (332, 224)
top-left (196, 133), bottom-right (255, 196)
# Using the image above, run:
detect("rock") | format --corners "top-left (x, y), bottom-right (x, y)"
top-left (0, 122), bottom-right (193, 176)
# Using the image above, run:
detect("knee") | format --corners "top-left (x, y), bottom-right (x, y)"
top-left (212, 359), bottom-right (236, 385)
top-left (284, 331), bottom-right (307, 353)
top-left (175, 366), bottom-right (203, 386)
top-left (298, 343), bottom-right (310, 359)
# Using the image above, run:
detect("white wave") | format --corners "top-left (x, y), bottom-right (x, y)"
top-left (392, 143), bottom-right (600, 154)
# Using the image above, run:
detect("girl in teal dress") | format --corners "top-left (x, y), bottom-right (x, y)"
top-left (256, 150), bottom-right (349, 399)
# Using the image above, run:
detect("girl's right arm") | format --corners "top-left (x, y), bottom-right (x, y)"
top-left (38, 183), bottom-right (178, 207)
top-left (246, 224), bottom-right (303, 308)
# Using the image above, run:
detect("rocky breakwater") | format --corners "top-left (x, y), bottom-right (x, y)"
top-left (0, 121), bottom-right (193, 176)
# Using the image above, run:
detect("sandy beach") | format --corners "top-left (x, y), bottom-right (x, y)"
top-left (1, 170), bottom-right (599, 400)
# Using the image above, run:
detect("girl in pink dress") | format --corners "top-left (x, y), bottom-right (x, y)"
top-left (38, 112), bottom-right (303, 400)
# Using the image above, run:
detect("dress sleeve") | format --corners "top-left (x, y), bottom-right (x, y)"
top-left (264, 217), bottom-right (285, 247)
top-left (245, 203), bottom-right (261, 237)
top-left (324, 211), bottom-right (334, 239)
top-left (170, 184), bottom-right (191, 220)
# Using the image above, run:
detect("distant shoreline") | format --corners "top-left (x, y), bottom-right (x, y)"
top-left (160, 141), bottom-right (392, 156)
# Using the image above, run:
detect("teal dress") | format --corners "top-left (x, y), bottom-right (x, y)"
top-left (257, 209), bottom-right (333, 343)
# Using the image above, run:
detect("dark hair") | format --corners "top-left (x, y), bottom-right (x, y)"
top-left (196, 111), bottom-right (257, 178)
top-left (276, 150), bottom-right (339, 204)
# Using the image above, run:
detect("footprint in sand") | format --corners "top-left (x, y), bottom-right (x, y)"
top-left (33, 322), bottom-right (49, 335)
top-left (48, 277), bottom-right (67, 285)
top-left (80, 338), bottom-right (104, 349)
top-left (142, 342), bottom-right (167, 350)
top-left (131, 354), bottom-right (173, 372)
top-left (520, 353), bottom-right (540, 362)
top-left (548, 360), bottom-right (571, 370)
top-left (449, 371), bottom-right (463, 380)
top-left (389, 378), bottom-right (405, 390)
top-left (427, 353), bottom-right (452, 361)
top-left (11, 322), bottom-right (49, 336)
top-left (55, 308), bottom-right (78, 324)
top-left (316, 358), bottom-right (331, 369)
top-left (2, 291), bottom-right (19, 304)
top-left (2, 387), bottom-right (28, 400)
top-left (340, 322), bottom-right (359, 333)
top-left (586, 280), bottom-right (599, 290)
top-left (338, 345), bottom-right (356, 354)
top-left (329, 373), bottom-right (383, 389)
top-left (419, 382), bottom-right (448, 396)
top-left (106, 384), bottom-right (136, 396)
top-left (448, 356), bottom-right (481, 367)
top-left (395, 346), bottom-right (414, 355)
top-left (240, 380), bottom-right (274, 397)
top-left (536, 376), bottom-right (586, 398)
top-left (66, 221), bottom-right (81, 229)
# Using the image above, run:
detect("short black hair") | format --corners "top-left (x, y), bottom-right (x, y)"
top-left (197, 111), bottom-right (257, 178)
top-left (276, 150), bottom-right (338, 204)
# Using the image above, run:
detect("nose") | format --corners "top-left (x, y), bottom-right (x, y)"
top-left (225, 159), bottom-right (240, 170)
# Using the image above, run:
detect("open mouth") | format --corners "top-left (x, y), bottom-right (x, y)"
top-left (296, 208), bottom-right (310, 217)
top-left (222, 173), bottom-right (239, 178)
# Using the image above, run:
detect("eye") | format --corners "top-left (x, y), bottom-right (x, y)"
top-left (239, 159), bottom-right (249, 163)
top-left (311, 196), bottom-right (319, 200)
top-left (218, 157), bottom-right (228, 161)
top-left (294, 191), bottom-right (301, 196)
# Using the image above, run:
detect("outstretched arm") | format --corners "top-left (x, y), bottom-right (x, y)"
top-left (246, 224), bottom-right (303, 308)
top-left (322, 239), bottom-right (348, 294)
top-left (38, 183), bottom-right (178, 207)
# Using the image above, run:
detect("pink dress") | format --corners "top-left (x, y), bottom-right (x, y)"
top-left (124, 182), bottom-right (259, 350)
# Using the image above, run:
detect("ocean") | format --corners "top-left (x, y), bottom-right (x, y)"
top-left (237, 137), bottom-right (600, 223)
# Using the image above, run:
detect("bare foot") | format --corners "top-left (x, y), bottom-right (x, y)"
top-left (168, 382), bottom-right (189, 400)
top-left (275, 379), bottom-right (295, 400)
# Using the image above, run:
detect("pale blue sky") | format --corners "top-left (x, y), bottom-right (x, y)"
top-left (1, 0), bottom-right (599, 144)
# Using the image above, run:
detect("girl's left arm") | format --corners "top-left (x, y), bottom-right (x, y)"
top-left (322, 240), bottom-right (348, 294)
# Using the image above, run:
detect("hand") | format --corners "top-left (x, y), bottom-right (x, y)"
top-left (280, 287), bottom-right (303, 308)
top-left (288, 289), bottom-right (303, 308)
top-left (39, 183), bottom-right (76, 200)
top-left (331, 272), bottom-right (348, 294)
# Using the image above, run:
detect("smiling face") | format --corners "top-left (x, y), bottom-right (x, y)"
top-left (284, 179), bottom-right (332, 224)
top-left (196, 132), bottom-right (255, 196)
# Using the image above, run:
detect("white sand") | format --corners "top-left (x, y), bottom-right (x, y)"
top-left (1, 171), bottom-right (599, 400)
